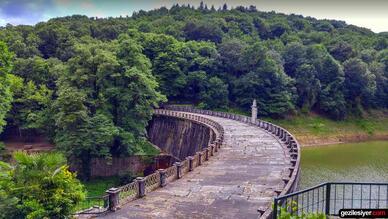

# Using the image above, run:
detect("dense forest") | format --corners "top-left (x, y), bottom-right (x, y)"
top-left (1, 3), bottom-right (388, 177)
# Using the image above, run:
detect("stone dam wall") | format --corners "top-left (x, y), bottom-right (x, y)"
top-left (147, 115), bottom-right (216, 160)
top-left (78, 108), bottom-right (300, 219)
top-left (71, 113), bottom-right (216, 178)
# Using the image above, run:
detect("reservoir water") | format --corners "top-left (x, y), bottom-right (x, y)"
top-left (300, 141), bottom-right (388, 189)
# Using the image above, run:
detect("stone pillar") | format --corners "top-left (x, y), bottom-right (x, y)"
top-left (158, 169), bottom-right (167, 187)
top-left (136, 177), bottom-right (146, 197)
top-left (106, 187), bottom-right (121, 211)
top-left (175, 162), bottom-right (183, 179)
top-left (188, 156), bottom-right (194, 171)
top-left (197, 152), bottom-right (202, 166)
top-left (251, 99), bottom-right (257, 123)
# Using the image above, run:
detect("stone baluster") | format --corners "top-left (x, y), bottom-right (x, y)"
top-left (197, 152), bottom-right (202, 166)
top-left (188, 156), bottom-right (194, 171)
top-left (158, 169), bottom-right (167, 187)
top-left (136, 177), bottom-right (146, 197)
top-left (175, 162), bottom-right (183, 179)
top-left (205, 148), bottom-right (209, 161)
top-left (106, 187), bottom-right (121, 211)
top-left (210, 144), bottom-right (214, 156)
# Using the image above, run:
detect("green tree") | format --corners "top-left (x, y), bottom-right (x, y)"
top-left (0, 41), bottom-right (14, 134)
top-left (283, 42), bottom-right (308, 77)
top-left (218, 38), bottom-right (247, 75)
top-left (343, 58), bottom-right (376, 111)
top-left (7, 78), bottom-right (53, 139)
top-left (234, 55), bottom-right (295, 117)
top-left (54, 36), bottom-right (165, 179)
top-left (201, 77), bottom-right (229, 109)
top-left (294, 64), bottom-right (321, 111)
top-left (0, 151), bottom-right (85, 219)
top-left (309, 45), bottom-right (347, 119)
top-left (328, 41), bottom-right (355, 62)
top-left (183, 20), bottom-right (223, 43)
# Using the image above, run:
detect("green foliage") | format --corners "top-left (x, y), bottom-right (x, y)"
top-left (201, 77), bottom-right (229, 109)
top-left (52, 35), bottom-right (165, 179)
top-left (0, 5), bottom-right (387, 181)
top-left (0, 41), bottom-right (14, 134)
top-left (1, 5), bottom-right (387, 125)
top-left (267, 110), bottom-right (388, 139)
top-left (0, 151), bottom-right (85, 218)
top-left (233, 44), bottom-right (295, 117)
top-left (343, 58), bottom-right (376, 112)
top-left (7, 77), bottom-right (53, 137)
top-left (276, 201), bottom-right (326, 219)
top-left (82, 177), bottom-right (119, 197)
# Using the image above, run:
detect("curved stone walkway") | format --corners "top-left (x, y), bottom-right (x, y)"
top-left (100, 114), bottom-right (291, 219)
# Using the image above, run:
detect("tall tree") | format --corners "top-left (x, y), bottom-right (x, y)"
top-left (309, 45), bottom-right (346, 119)
top-left (234, 53), bottom-right (295, 117)
top-left (0, 41), bottom-right (14, 134)
top-left (343, 58), bottom-right (376, 111)
top-left (294, 64), bottom-right (321, 111)
top-left (54, 36), bottom-right (165, 179)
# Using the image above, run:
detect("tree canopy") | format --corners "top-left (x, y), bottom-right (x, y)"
top-left (0, 3), bottom-right (387, 167)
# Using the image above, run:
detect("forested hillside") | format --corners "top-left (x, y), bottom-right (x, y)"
top-left (0, 3), bottom-right (388, 172)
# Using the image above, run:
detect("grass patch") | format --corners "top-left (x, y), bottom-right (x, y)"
top-left (83, 177), bottom-right (120, 197)
top-left (267, 113), bottom-right (388, 138)
top-left (76, 177), bottom-right (120, 211)
top-left (211, 107), bottom-right (388, 141)
top-left (134, 142), bottom-right (160, 156)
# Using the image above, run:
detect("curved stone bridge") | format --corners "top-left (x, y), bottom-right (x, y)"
top-left (100, 107), bottom-right (300, 219)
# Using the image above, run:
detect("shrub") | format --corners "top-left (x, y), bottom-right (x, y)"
top-left (0, 151), bottom-right (85, 218)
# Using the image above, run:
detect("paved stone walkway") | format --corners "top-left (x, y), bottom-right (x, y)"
top-left (100, 114), bottom-right (291, 219)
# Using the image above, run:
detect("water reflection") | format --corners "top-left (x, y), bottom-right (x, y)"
top-left (300, 141), bottom-right (388, 189)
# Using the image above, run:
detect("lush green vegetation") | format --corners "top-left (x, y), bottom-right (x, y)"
top-left (275, 201), bottom-right (326, 219)
top-left (0, 152), bottom-right (85, 218)
top-left (83, 177), bottom-right (119, 197)
top-left (0, 4), bottom-right (386, 125)
top-left (75, 177), bottom-right (120, 211)
top-left (266, 111), bottom-right (388, 144)
top-left (0, 2), bottom-right (387, 217)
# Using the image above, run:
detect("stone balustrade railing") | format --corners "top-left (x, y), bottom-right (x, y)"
top-left (104, 109), bottom-right (225, 212)
top-left (162, 105), bottom-right (301, 218)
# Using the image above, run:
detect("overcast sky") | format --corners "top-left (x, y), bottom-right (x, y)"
top-left (0, 0), bottom-right (387, 33)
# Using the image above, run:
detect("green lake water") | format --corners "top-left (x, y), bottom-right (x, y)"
top-left (300, 141), bottom-right (388, 189)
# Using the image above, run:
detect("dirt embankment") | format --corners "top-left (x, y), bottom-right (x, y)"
top-left (297, 133), bottom-right (388, 147)
top-left (4, 141), bottom-right (54, 153)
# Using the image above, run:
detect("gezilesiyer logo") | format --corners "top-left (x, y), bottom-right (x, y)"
top-left (339, 209), bottom-right (388, 218)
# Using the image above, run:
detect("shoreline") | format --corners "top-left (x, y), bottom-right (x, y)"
top-left (298, 133), bottom-right (388, 147)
